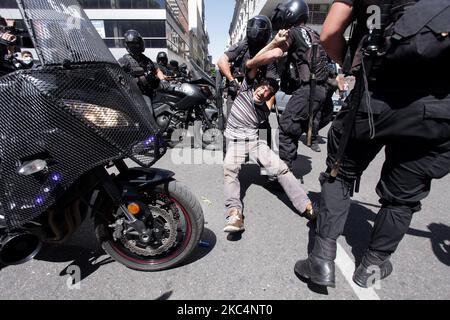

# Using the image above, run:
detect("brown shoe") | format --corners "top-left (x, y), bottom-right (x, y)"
top-left (302, 203), bottom-right (317, 221)
top-left (224, 209), bottom-right (245, 233)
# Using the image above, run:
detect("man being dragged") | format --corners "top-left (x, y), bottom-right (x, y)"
top-left (223, 30), bottom-right (315, 233)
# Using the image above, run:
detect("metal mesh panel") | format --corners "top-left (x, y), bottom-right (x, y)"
top-left (18, 0), bottom-right (116, 65)
top-left (0, 64), bottom-right (166, 230)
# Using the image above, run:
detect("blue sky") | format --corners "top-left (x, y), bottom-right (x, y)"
top-left (204, 0), bottom-right (235, 64)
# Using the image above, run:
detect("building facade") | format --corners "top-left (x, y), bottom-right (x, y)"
top-left (228, 0), bottom-right (332, 46)
top-left (188, 0), bottom-right (210, 71)
top-left (0, 0), bottom-right (210, 70)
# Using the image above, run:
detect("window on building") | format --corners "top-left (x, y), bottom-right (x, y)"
top-left (78, 0), bottom-right (166, 9)
top-left (104, 38), bottom-right (166, 48)
top-left (309, 3), bottom-right (331, 25)
top-left (104, 20), bottom-right (166, 38)
top-left (1, 0), bottom-right (165, 9)
top-left (166, 22), bottom-right (188, 58)
top-left (102, 20), bottom-right (166, 48)
top-left (1, 0), bottom-right (18, 8)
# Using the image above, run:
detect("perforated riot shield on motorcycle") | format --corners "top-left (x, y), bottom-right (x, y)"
top-left (0, 0), bottom-right (166, 231)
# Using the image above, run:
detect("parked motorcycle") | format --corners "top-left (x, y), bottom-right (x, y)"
top-left (152, 61), bottom-right (223, 150)
top-left (0, 0), bottom-right (204, 271)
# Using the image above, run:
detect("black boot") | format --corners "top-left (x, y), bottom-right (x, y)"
top-left (294, 236), bottom-right (337, 288)
top-left (353, 250), bottom-right (393, 288)
top-left (310, 142), bottom-right (321, 153)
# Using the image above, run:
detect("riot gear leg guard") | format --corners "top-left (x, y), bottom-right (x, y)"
top-left (294, 236), bottom-right (337, 287)
top-left (294, 173), bottom-right (353, 287)
top-left (353, 205), bottom-right (414, 288)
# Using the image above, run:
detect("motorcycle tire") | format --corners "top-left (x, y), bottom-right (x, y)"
top-left (94, 180), bottom-right (204, 271)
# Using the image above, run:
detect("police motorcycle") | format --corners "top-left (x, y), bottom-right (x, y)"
top-left (0, 0), bottom-right (204, 271)
top-left (152, 59), bottom-right (222, 150)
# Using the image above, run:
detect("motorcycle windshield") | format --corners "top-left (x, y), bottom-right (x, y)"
top-left (187, 58), bottom-right (216, 88)
top-left (16, 0), bottom-right (116, 65)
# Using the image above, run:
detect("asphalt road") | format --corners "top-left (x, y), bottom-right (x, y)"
top-left (0, 117), bottom-right (449, 300)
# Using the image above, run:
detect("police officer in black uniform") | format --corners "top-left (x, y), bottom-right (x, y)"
top-left (156, 51), bottom-right (173, 77)
top-left (294, 0), bottom-right (450, 288)
top-left (218, 15), bottom-right (276, 118)
top-left (118, 30), bottom-right (168, 98)
top-left (247, 0), bottom-right (329, 171)
top-left (169, 59), bottom-right (181, 77)
top-left (310, 64), bottom-right (341, 152)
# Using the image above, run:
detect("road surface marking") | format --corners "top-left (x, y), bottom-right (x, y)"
top-left (336, 243), bottom-right (381, 300)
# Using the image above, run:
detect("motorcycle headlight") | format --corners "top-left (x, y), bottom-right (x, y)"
top-left (64, 100), bottom-right (131, 128)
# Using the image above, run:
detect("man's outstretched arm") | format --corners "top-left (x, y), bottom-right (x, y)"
top-left (246, 29), bottom-right (290, 70)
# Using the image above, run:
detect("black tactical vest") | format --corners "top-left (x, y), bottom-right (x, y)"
top-left (119, 53), bottom-right (159, 95)
top-left (349, 0), bottom-right (450, 91)
top-left (288, 26), bottom-right (329, 83)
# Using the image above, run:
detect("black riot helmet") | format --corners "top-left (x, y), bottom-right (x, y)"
top-left (271, 0), bottom-right (310, 31)
top-left (124, 29), bottom-right (145, 56)
top-left (157, 51), bottom-right (168, 65)
top-left (246, 15), bottom-right (272, 57)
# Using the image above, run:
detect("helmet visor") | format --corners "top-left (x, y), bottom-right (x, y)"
top-left (248, 18), bottom-right (271, 31)
top-left (126, 41), bottom-right (144, 54)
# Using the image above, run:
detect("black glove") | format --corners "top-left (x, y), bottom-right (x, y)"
top-left (228, 79), bottom-right (240, 100)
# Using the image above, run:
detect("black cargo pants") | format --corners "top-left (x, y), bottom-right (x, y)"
top-left (279, 84), bottom-right (327, 170)
top-left (318, 92), bottom-right (450, 255)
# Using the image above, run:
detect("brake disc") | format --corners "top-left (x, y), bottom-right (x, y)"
top-left (120, 205), bottom-right (179, 257)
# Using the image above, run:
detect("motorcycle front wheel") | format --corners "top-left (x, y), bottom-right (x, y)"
top-left (94, 180), bottom-right (204, 271)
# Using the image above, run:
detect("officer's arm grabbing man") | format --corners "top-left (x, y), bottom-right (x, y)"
top-left (247, 0), bottom-right (330, 170)
top-left (218, 16), bottom-right (274, 118)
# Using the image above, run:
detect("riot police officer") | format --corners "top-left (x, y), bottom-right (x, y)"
top-left (311, 64), bottom-right (341, 152)
top-left (218, 15), bottom-right (276, 118)
top-left (294, 0), bottom-right (450, 288)
top-left (247, 0), bottom-right (330, 171)
top-left (118, 30), bottom-right (168, 98)
top-left (156, 51), bottom-right (172, 77)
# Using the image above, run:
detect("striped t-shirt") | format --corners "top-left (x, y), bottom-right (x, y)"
top-left (225, 79), bottom-right (271, 140)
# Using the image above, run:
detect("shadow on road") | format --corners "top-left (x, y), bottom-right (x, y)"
top-left (343, 203), bottom-right (450, 267)
top-left (156, 290), bottom-right (173, 300)
top-left (227, 231), bottom-right (243, 242)
top-left (299, 134), bottom-right (327, 148)
top-left (237, 154), bottom-right (313, 219)
top-left (178, 227), bottom-right (217, 267)
top-left (408, 223), bottom-right (450, 267)
top-left (298, 192), bottom-right (450, 293)
top-left (309, 197), bottom-right (450, 268)
top-left (58, 248), bottom-right (114, 282)
top-left (32, 219), bottom-right (217, 280)
top-left (342, 202), bottom-right (375, 266)
top-left (294, 268), bottom-right (329, 296)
